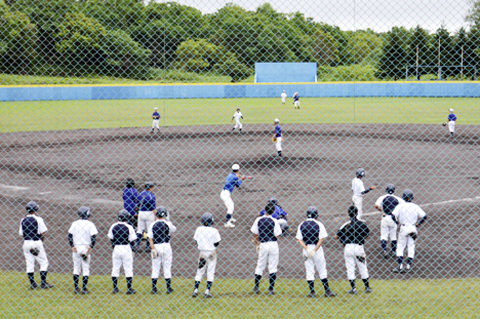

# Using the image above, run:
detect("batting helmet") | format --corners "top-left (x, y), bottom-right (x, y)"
top-left (232, 164), bottom-right (240, 171)
top-left (25, 201), bottom-right (39, 213)
top-left (201, 212), bottom-right (214, 226)
top-left (356, 168), bottom-right (366, 178)
top-left (274, 118), bottom-right (280, 123)
top-left (156, 206), bottom-right (168, 218)
top-left (77, 206), bottom-right (91, 219)
top-left (145, 181), bottom-right (155, 190)
top-left (126, 178), bottom-right (135, 188)
top-left (306, 206), bottom-right (318, 219)
top-left (268, 197), bottom-right (278, 205)
top-left (118, 209), bottom-right (130, 222)
top-left (348, 205), bottom-right (358, 218)
top-left (237, 108), bottom-right (240, 111)
top-left (385, 184), bottom-right (395, 194)
top-left (402, 189), bottom-right (414, 202)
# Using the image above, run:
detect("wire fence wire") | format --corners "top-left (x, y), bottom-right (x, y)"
top-left (1, 0), bottom-right (480, 318)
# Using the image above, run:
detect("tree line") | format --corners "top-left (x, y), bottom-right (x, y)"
top-left (0, 0), bottom-right (479, 81)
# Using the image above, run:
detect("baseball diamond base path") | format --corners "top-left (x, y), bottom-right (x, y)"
top-left (1, 124), bottom-right (479, 281)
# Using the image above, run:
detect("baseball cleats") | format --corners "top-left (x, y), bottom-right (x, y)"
top-left (204, 289), bottom-right (212, 298)
top-left (74, 287), bottom-right (81, 294)
top-left (365, 287), bottom-right (373, 294)
top-left (126, 289), bottom-right (137, 295)
top-left (394, 264), bottom-right (404, 273)
top-left (406, 264), bottom-right (411, 272)
top-left (268, 289), bottom-right (275, 295)
top-left (151, 288), bottom-right (157, 295)
top-left (224, 220), bottom-right (235, 228)
top-left (81, 289), bottom-right (90, 295)
top-left (253, 287), bottom-right (260, 294)
top-left (324, 290), bottom-right (337, 297)
top-left (166, 287), bottom-right (174, 294)
top-left (382, 251), bottom-right (388, 258)
top-left (112, 288), bottom-right (119, 294)
top-left (29, 283), bottom-right (38, 290)
top-left (192, 289), bottom-right (198, 298)
top-left (307, 291), bottom-right (316, 298)
top-left (347, 288), bottom-right (357, 295)
top-left (41, 282), bottom-right (54, 289)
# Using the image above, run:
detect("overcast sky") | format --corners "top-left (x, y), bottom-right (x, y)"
top-left (171, 0), bottom-right (472, 33)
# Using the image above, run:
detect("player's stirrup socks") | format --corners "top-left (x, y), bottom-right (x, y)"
top-left (407, 257), bottom-right (413, 265)
top-left (381, 240), bottom-right (387, 251)
top-left (307, 280), bottom-right (315, 293)
top-left (349, 280), bottom-right (356, 289)
top-left (194, 281), bottom-right (200, 290)
top-left (40, 271), bottom-right (48, 284)
top-left (112, 277), bottom-right (118, 289)
top-left (82, 276), bottom-right (89, 290)
top-left (152, 278), bottom-right (158, 290)
top-left (254, 275), bottom-right (262, 288)
top-left (165, 278), bottom-right (172, 290)
top-left (126, 277), bottom-right (133, 290)
top-left (362, 278), bottom-right (370, 289)
top-left (206, 281), bottom-right (213, 290)
top-left (397, 256), bottom-right (404, 266)
top-left (321, 278), bottom-right (330, 292)
top-left (278, 151), bottom-right (282, 157)
top-left (391, 240), bottom-right (397, 253)
top-left (226, 214), bottom-right (232, 223)
top-left (269, 273), bottom-right (277, 290)
top-left (73, 274), bottom-right (80, 289)
top-left (27, 273), bottom-right (35, 285)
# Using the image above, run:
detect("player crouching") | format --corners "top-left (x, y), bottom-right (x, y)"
top-left (192, 213), bottom-right (221, 298)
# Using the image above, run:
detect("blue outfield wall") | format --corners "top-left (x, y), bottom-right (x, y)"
top-left (0, 82), bottom-right (480, 102)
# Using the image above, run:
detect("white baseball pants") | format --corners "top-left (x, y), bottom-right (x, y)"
top-left (195, 250), bottom-right (217, 282)
top-left (294, 101), bottom-right (300, 108)
top-left (23, 240), bottom-right (48, 273)
top-left (220, 190), bottom-right (234, 216)
top-left (397, 225), bottom-right (418, 258)
top-left (303, 245), bottom-right (327, 281)
top-left (151, 243), bottom-right (172, 279)
top-left (234, 120), bottom-right (243, 130)
top-left (275, 137), bottom-right (283, 152)
top-left (380, 215), bottom-right (398, 241)
top-left (72, 244), bottom-right (91, 276)
top-left (137, 210), bottom-right (155, 234)
top-left (152, 119), bottom-right (160, 129)
top-left (281, 97), bottom-right (286, 103)
top-left (255, 241), bottom-right (279, 276)
top-left (448, 121), bottom-right (455, 133)
top-left (352, 195), bottom-right (363, 219)
top-left (112, 245), bottom-right (134, 277)
top-left (344, 243), bottom-right (369, 280)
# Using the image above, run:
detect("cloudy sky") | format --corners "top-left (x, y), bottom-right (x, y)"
top-left (172, 0), bottom-right (472, 32)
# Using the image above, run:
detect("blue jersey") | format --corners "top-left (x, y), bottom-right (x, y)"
top-left (275, 125), bottom-right (282, 138)
top-left (448, 113), bottom-right (457, 121)
top-left (223, 173), bottom-right (242, 193)
top-left (293, 93), bottom-right (299, 102)
top-left (122, 187), bottom-right (139, 215)
top-left (153, 111), bottom-right (161, 120)
top-left (137, 190), bottom-right (156, 211)
top-left (259, 205), bottom-right (287, 219)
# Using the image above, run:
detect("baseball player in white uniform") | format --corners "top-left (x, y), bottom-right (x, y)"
top-left (68, 206), bottom-right (98, 294)
top-left (281, 90), bottom-right (287, 104)
top-left (108, 210), bottom-right (138, 294)
top-left (147, 206), bottom-right (177, 294)
top-left (447, 108), bottom-right (457, 137)
top-left (192, 213), bottom-right (221, 299)
top-left (296, 206), bottom-right (337, 298)
top-left (251, 203), bottom-right (282, 295)
top-left (19, 201), bottom-right (54, 289)
top-left (392, 189), bottom-right (427, 273)
top-left (374, 184), bottom-right (405, 258)
top-left (231, 108), bottom-right (244, 133)
top-left (352, 168), bottom-right (376, 219)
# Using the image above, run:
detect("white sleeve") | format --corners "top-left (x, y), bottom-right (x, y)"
top-left (168, 222), bottom-right (177, 233)
top-left (397, 197), bottom-right (406, 205)
top-left (214, 229), bottom-right (221, 242)
top-left (68, 223), bottom-right (74, 234)
top-left (107, 225), bottom-right (114, 240)
top-left (318, 222), bottom-right (328, 239)
top-left (19, 219), bottom-right (24, 236)
top-left (147, 222), bottom-right (154, 239)
top-left (37, 217), bottom-right (48, 234)
top-left (295, 223), bottom-right (303, 240)
top-left (250, 218), bottom-right (259, 234)
top-left (273, 219), bottom-right (282, 237)
top-left (90, 222), bottom-right (99, 236)
top-left (374, 196), bottom-right (383, 208)
top-left (193, 228), bottom-right (199, 241)
top-left (128, 225), bottom-right (138, 242)
top-left (392, 206), bottom-right (401, 219)
top-left (417, 206), bottom-right (427, 219)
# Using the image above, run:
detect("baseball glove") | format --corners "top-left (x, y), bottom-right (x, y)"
top-left (272, 137), bottom-right (277, 142)
top-left (442, 122), bottom-right (447, 126)
top-left (81, 254), bottom-right (88, 261)
top-left (30, 248), bottom-right (39, 256)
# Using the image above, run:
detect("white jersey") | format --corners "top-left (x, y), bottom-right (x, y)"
top-left (233, 112), bottom-right (243, 121)
top-left (375, 194), bottom-right (405, 210)
top-left (194, 226), bottom-right (221, 251)
top-left (352, 177), bottom-right (365, 196)
top-left (68, 220), bottom-right (98, 246)
top-left (392, 202), bottom-right (426, 226)
top-left (19, 214), bottom-right (48, 236)
top-left (281, 92), bottom-right (287, 99)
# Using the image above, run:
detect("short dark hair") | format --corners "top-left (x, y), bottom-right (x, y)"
top-left (348, 205), bottom-right (358, 218)
top-left (126, 178), bottom-right (135, 188)
top-left (265, 203), bottom-right (275, 215)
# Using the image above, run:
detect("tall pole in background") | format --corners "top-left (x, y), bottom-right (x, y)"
top-left (438, 38), bottom-right (441, 80)
top-left (461, 45), bottom-right (464, 80)
top-left (416, 46), bottom-right (419, 80)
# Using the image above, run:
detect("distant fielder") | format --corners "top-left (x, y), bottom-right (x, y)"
top-left (151, 107), bottom-right (161, 133)
top-left (352, 168), bottom-right (376, 219)
top-left (272, 118), bottom-right (283, 157)
top-left (231, 108), bottom-right (244, 133)
top-left (281, 90), bottom-right (287, 104)
top-left (447, 108), bottom-right (457, 137)
top-left (293, 92), bottom-right (300, 109)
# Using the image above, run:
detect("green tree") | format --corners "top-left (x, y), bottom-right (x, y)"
top-left (348, 30), bottom-right (382, 65)
top-left (376, 27), bottom-right (409, 80)
top-left (467, 0), bottom-right (480, 28)
top-left (175, 39), bottom-right (236, 72)
top-left (434, 25), bottom-right (456, 78)
top-left (407, 26), bottom-right (434, 79)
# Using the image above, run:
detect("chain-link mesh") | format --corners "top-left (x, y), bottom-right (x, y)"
top-left (1, 0), bottom-right (480, 318)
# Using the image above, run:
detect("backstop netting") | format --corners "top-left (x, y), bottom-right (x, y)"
top-left (1, 0), bottom-right (479, 318)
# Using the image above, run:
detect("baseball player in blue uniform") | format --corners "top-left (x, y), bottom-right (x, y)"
top-left (447, 108), bottom-right (457, 137)
top-left (19, 201), bottom-right (54, 289)
top-left (273, 118), bottom-right (283, 157)
top-left (374, 184), bottom-right (405, 258)
top-left (108, 210), bottom-right (138, 294)
top-left (251, 203), bottom-right (282, 295)
top-left (293, 92), bottom-right (300, 109)
top-left (296, 206), bottom-right (337, 298)
top-left (68, 206), bottom-right (98, 294)
top-left (148, 206), bottom-right (177, 294)
top-left (259, 197), bottom-right (289, 232)
top-left (334, 206), bottom-right (372, 295)
top-left (392, 189), bottom-right (427, 273)
top-left (220, 164), bottom-right (246, 228)
top-left (151, 108), bottom-right (161, 133)
top-left (122, 178), bottom-right (138, 226)
top-left (136, 182), bottom-right (156, 251)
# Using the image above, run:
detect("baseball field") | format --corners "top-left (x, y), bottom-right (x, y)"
top-left (1, 97), bottom-right (480, 318)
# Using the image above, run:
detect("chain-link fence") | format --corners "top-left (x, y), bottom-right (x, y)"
top-left (1, 0), bottom-right (480, 318)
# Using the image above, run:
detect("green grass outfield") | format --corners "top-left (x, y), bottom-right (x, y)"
top-left (1, 97), bottom-right (479, 133)
top-left (1, 271), bottom-right (478, 318)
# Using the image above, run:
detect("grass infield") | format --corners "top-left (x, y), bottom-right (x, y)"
top-left (1, 97), bottom-right (479, 133)
top-left (1, 271), bottom-right (478, 318)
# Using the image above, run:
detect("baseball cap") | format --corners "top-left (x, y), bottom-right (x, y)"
top-left (232, 164), bottom-right (240, 170)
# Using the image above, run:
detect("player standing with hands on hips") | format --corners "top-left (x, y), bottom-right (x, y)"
top-left (296, 206), bottom-right (337, 298)
top-left (392, 189), bottom-right (427, 273)
top-left (251, 203), bottom-right (283, 295)
top-left (19, 201), bottom-right (54, 289)
top-left (272, 118), bottom-right (283, 157)
top-left (68, 206), bottom-right (98, 294)
top-left (334, 206), bottom-right (372, 295)
top-left (220, 164), bottom-right (246, 228)
top-left (148, 206), bottom-right (177, 294)
top-left (281, 90), bottom-right (287, 104)
top-left (293, 92), bottom-right (300, 109)
top-left (447, 108), bottom-right (457, 138)
top-left (352, 168), bottom-right (376, 219)
top-left (231, 108), bottom-right (243, 133)
top-left (151, 107), bottom-right (161, 133)
top-left (192, 213), bottom-right (221, 298)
